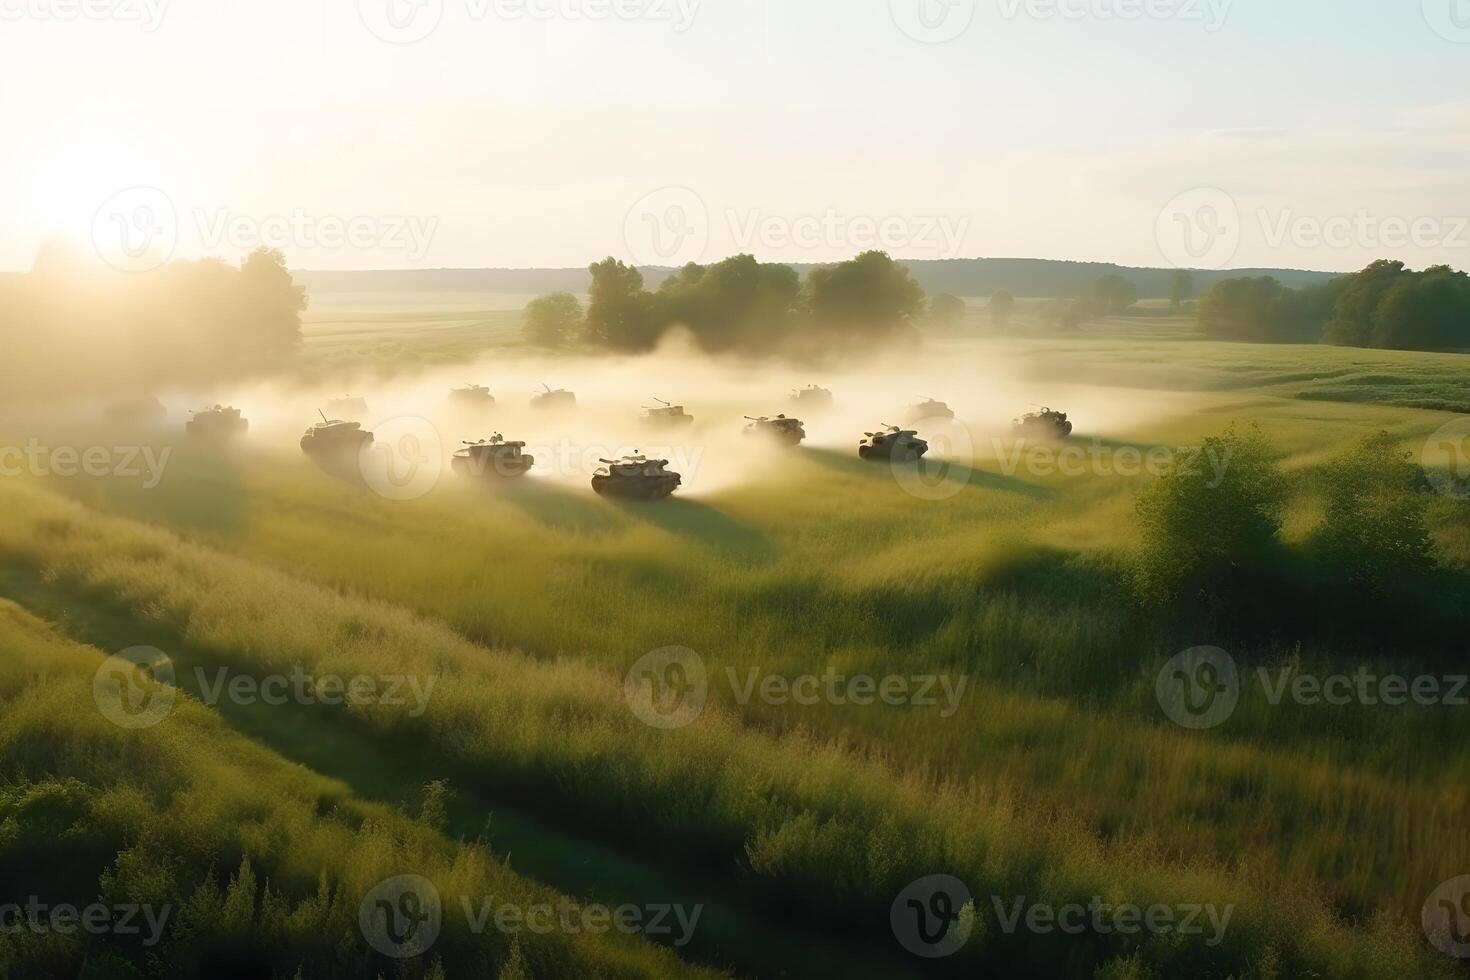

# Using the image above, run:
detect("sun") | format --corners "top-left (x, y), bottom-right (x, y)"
top-left (30, 134), bottom-right (164, 238)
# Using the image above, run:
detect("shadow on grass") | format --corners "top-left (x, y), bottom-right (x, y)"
top-left (803, 447), bottom-right (1056, 501)
top-left (491, 477), bottom-right (625, 533)
top-left (610, 496), bottom-right (773, 561)
top-left (44, 440), bottom-right (251, 534)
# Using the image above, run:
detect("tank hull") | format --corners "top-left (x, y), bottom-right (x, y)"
top-left (452, 453), bottom-right (535, 478)
top-left (591, 475), bottom-right (681, 500)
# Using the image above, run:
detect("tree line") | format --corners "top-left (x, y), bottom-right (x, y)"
top-left (1197, 260), bottom-right (1470, 351)
top-left (524, 251), bottom-right (942, 355)
top-left (2, 245), bottom-right (307, 397)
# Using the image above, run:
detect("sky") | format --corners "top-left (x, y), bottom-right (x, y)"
top-left (3, 0), bottom-right (1470, 273)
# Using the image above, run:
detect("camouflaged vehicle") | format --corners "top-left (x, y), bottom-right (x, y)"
top-left (301, 412), bottom-right (373, 458)
top-left (790, 385), bottom-right (833, 411)
top-left (449, 384), bottom-right (496, 408)
top-left (185, 404), bottom-right (249, 439)
top-left (1013, 407), bottom-right (1073, 439)
top-left (906, 397), bottom-right (955, 422)
top-left (640, 398), bottom-right (694, 428)
top-left (531, 384), bottom-right (577, 411)
top-left (858, 425), bottom-right (929, 462)
top-left (326, 395), bottom-right (370, 420)
top-left (743, 414), bottom-right (806, 447)
top-left (452, 433), bottom-right (534, 478)
top-left (591, 454), bottom-right (681, 501)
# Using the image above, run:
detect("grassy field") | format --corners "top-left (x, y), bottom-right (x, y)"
top-left (2, 303), bottom-right (1469, 977)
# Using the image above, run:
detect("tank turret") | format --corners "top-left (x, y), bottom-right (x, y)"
top-left (591, 454), bottom-right (681, 501)
top-left (452, 433), bottom-right (535, 478)
top-left (1012, 406), bottom-right (1073, 440)
top-left (858, 425), bottom-right (929, 462)
top-left (186, 404), bottom-right (249, 440)
top-left (531, 384), bottom-right (577, 411)
top-left (449, 384), bottom-right (496, 408)
top-left (790, 385), bottom-right (833, 411)
top-left (906, 397), bottom-right (955, 423)
top-left (743, 414), bottom-right (806, 447)
top-left (641, 398), bottom-right (694, 428)
top-left (301, 411), bottom-right (373, 459)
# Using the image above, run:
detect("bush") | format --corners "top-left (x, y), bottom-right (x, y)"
top-left (1132, 424), bottom-right (1290, 608)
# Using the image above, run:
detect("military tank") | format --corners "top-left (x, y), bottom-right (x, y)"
top-left (531, 384), bottom-right (577, 411)
top-left (1013, 407), bottom-right (1073, 440)
top-left (452, 434), bottom-right (534, 478)
top-left (906, 397), bottom-right (955, 422)
top-left (744, 414), bottom-right (806, 447)
top-left (859, 425), bottom-right (929, 462)
top-left (105, 395), bottom-right (167, 425)
top-left (186, 404), bottom-right (249, 439)
top-left (300, 412), bottom-right (373, 459)
top-left (641, 398), bottom-right (694, 428)
top-left (327, 395), bottom-right (370, 420)
top-left (449, 384), bottom-right (496, 408)
top-left (591, 454), bottom-right (681, 501)
top-left (790, 385), bottom-right (833, 411)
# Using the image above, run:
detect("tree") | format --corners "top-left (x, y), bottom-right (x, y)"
top-left (1132, 424), bottom-right (1290, 607)
top-left (988, 290), bottom-right (1016, 326)
top-left (583, 258), bottom-right (657, 352)
top-left (1313, 431), bottom-right (1436, 599)
top-left (1169, 270), bottom-right (1194, 309)
top-left (523, 292), bottom-right (583, 348)
top-left (927, 293), bottom-right (966, 325)
top-left (1370, 265), bottom-right (1470, 351)
top-left (238, 247), bottom-right (307, 358)
top-left (652, 254), bottom-right (799, 352)
top-left (1323, 259), bottom-right (1408, 347)
top-left (1089, 274), bottom-right (1138, 315)
top-left (799, 250), bottom-right (926, 337)
top-left (1196, 276), bottom-right (1320, 343)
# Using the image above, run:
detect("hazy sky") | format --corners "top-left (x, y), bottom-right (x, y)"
top-left (4, 0), bottom-right (1470, 272)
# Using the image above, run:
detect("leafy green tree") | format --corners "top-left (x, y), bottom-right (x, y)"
top-left (989, 289), bottom-right (1016, 325)
top-left (1313, 431), bottom-right (1436, 598)
top-left (1324, 259), bottom-right (1408, 347)
top-left (1090, 274), bottom-right (1138, 315)
top-left (1371, 265), bottom-right (1470, 350)
top-left (523, 291), bottom-right (583, 348)
top-left (927, 292), bottom-right (967, 325)
top-left (799, 250), bottom-right (926, 336)
top-left (1196, 276), bottom-right (1319, 343)
top-left (583, 257), bottom-right (657, 351)
top-left (1132, 424), bottom-right (1290, 606)
top-left (1169, 269), bottom-right (1194, 309)
top-left (652, 254), bottom-right (799, 352)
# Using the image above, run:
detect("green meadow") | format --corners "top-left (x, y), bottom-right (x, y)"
top-left (2, 304), bottom-right (1468, 978)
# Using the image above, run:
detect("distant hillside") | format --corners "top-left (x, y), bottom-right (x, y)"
top-left (296, 259), bottom-right (1342, 302)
